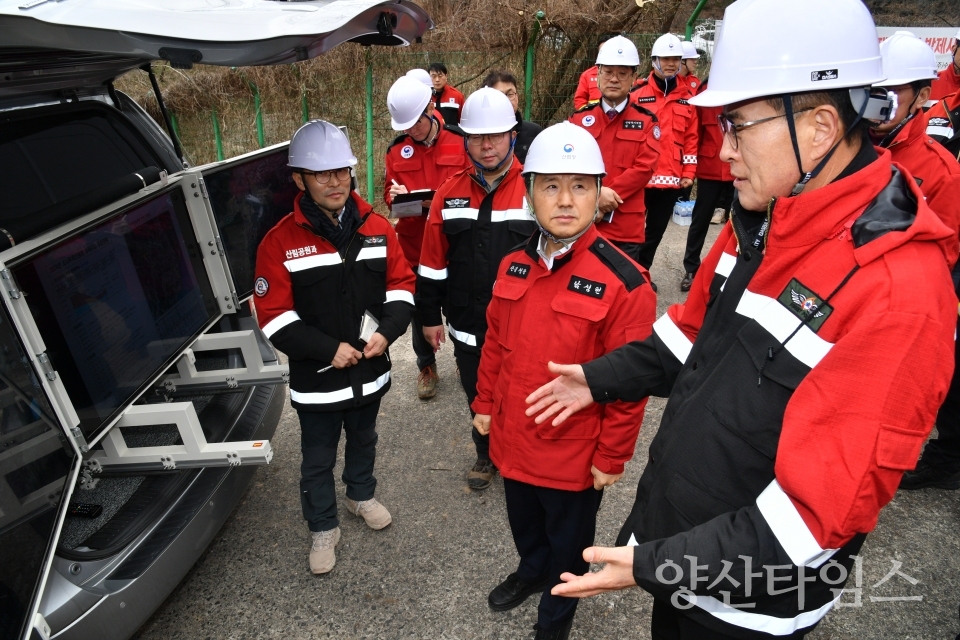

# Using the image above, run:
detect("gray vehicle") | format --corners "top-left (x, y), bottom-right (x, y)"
top-left (0, 2), bottom-right (431, 639)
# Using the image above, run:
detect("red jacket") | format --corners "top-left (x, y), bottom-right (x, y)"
top-left (472, 225), bottom-right (656, 490)
top-left (569, 101), bottom-right (661, 243)
top-left (926, 91), bottom-right (960, 145)
top-left (434, 84), bottom-right (465, 124)
top-left (878, 111), bottom-right (960, 265)
top-left (931, 64), bottom-right (960, 102)
top-left (681, 73), bottom-right (701, 94)
top-left (254, 192), bottom-right (415, 411)
top-left (694, 81), bottom-right (733, 182)
top-left (383, 125), bottom-right (471, 267)
top-left (632, 73), bottom-right (699, 187)
top-left (573, 66), bottom-right (601, 110)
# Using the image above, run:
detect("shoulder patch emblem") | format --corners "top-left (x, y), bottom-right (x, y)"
top-left (582, 115), bottom-right (596, 127)
top-left (777, 278), bottom-right (833, 332)
top-left (363, 235), bottom-right (387, 246)
top-left (401, 145), bottom-right (414, 159)
top-left (623, 120), bottom-right (644, 130)
top-left (254, 277), bottom-right (269, 297)
top-left (636, 96), bottom-right (656, 104)
top-left (444, 197), bottom-right (470, 209)
top-left (568, 276), bottom-right (606, 299)
top-left (653, 125), bottom-right (661, 140)
top-left (507, 262), bottom-right (531, 279)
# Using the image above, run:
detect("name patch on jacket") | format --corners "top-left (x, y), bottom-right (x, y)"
top-left (568, 276), bottom-right (606, 299)
top-left (622, 120), bottom-right (645, 130)
top-left (777, 278), bottom-right (832, 331)
top-left (636, 96), bottom-right (656, 104)
top-left (363, 235), bottom-right (386, 246)
top-left (286, 245), bottom-right (318, 259)
top-left (677, 99), bottom-right (690, 105)
top-left (444, 197), bottom-right (471, 209)
top-left (507, 262), bottom-right (530, 279)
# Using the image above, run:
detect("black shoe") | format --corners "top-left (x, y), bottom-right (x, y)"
top-left (899, 456), bottom-right (960, 490)
top-left (488, 572), bottom-right (549, 612)
top-left (467, 458), bottom-right (496, 491)
top-left (680, 272), bottom-right (695, 292)
top-left (534, 618), bottom-right (574, 640)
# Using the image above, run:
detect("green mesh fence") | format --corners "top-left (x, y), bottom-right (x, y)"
top-left (123, 19), bottom-right (718, 208)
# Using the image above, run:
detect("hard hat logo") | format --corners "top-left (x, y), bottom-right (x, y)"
top-left (811, 69), bottom-right (839, 82)
top-left (563, 144), bottom-right (574, 153)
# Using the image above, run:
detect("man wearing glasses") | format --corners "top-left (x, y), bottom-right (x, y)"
top-left (255, 120), bottom-right (416, 575)
top-left (428, 62), bottom-right (465, 126)
top-left (524, 0), bottom-right (957, 637)
top-left (483, 69), bottom-right (542, 164)
top-left (569, 36), bottom-right (661, 265)
top-left (418, 88), bottom-right (538, 491)
top-left (632, 33), bottom-right (699, 284)
top-left (384, 76), bottom-right (471, 401)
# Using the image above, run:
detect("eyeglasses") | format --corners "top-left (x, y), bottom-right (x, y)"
top-left (502, 90), bottom-right (518, 99)
top-left (717, 108), bottom-right (813, 149)
top-left (598, 67), bottom-right (635, 80)
top-left (465, 132), bottom-right (508, 146)
top-left (301, 167), bottom-right (351, 185)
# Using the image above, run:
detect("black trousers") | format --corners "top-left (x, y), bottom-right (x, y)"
top-left (651, 598), bottom-right (809, 639)
top-left (503, 478), bottom-right (604, 631)
top-left (638, 187), bottom-right (684, 270)
top-left (683, 179), bottom-right (734, 274)
top-left (297, 400), bottom-right (380, 532)
top-left (410, 306), bottom-right (436, 372)
top-left (611, 240), bottom-right (643, 264)
top-left (453, 343), bottom-right (487, 460)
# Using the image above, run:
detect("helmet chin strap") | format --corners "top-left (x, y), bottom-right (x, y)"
top-left (467, 135), bottom-right (517, 187)
top-left (783, 87), bottom-right (878, 197)
top-left (529, 175), bottom-right (602, 249)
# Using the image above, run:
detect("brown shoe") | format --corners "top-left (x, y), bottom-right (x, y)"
top-left (417, 364), bottom-right (439, 400)
top-left (344, 497), bottom-right (392, 530)
top-left (309, 527), bottom-right (341, 574)
top-left (467, 458), bottom-right (496, 491)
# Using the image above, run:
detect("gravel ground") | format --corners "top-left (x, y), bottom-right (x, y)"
top-left (133, 221), bottom-right (960, 640)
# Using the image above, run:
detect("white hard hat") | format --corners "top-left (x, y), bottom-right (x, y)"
top-left (522, 122), bottom-right (606, 177)
top-left (651, 33), bottom-right (683, 58)
top-left (458, 87), bottom-right (517, 135)
top-left (406, 68), bottom-right (433, 89)
top-left (876, 31), bottom-right (939, 86)
top-left (387, 76), bottom-right (432, 130)
top-left (681, 41), bottom-right (700, 60)
top-left (596, 35), bottom-right (640, 67)
top-left (690, 0), bottom-right (885, 108)
top-left (288, 120), bottom-right (357, 171)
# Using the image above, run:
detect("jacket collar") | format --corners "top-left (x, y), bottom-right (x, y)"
top-left (524, 225), bottom-right (599, 271)
top-left (880, 109), bottom-right (926, 150)
top-left (293, 190), bottom-right (373, 230)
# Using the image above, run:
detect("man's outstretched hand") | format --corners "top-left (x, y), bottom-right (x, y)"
top-left (525, 362), bottom-right (595, 425)
top-left (551, 546), bottom-right (637, 598)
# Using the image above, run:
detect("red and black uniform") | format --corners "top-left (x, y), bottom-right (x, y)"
top-left (384, 124), bottom-right (471, 372)
top-left (683, 77), bottom-right (735, 277)
top-left (573, 65), bottom-right (602, 110)
top-left (255, 191), bottom-right (415, 532)
top-left (681, 73), bottom-right (701, 94)
top-left (473, 225), bottom-right (655, 631)
top-left (568, 100), bottom-right (661, 259)
top-left (434, 84), bottom-right (466, 126)
top-left (875, 111), bottom-right (960, 263)
top-left (926, 91), bottom-right (960, 157)
top-left (418, 160), bottom-right (537, 460)
top-left (631, 72), bottom-right (699, 270)
top-left (931, 61), bottom-right (960, 102)
top-left (582, 147), bottom-right (956, 638)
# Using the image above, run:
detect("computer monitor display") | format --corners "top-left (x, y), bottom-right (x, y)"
top-left (10, 185), bottom-right (220, 440)
top-left (203, 147), bottom-right (299, 300)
